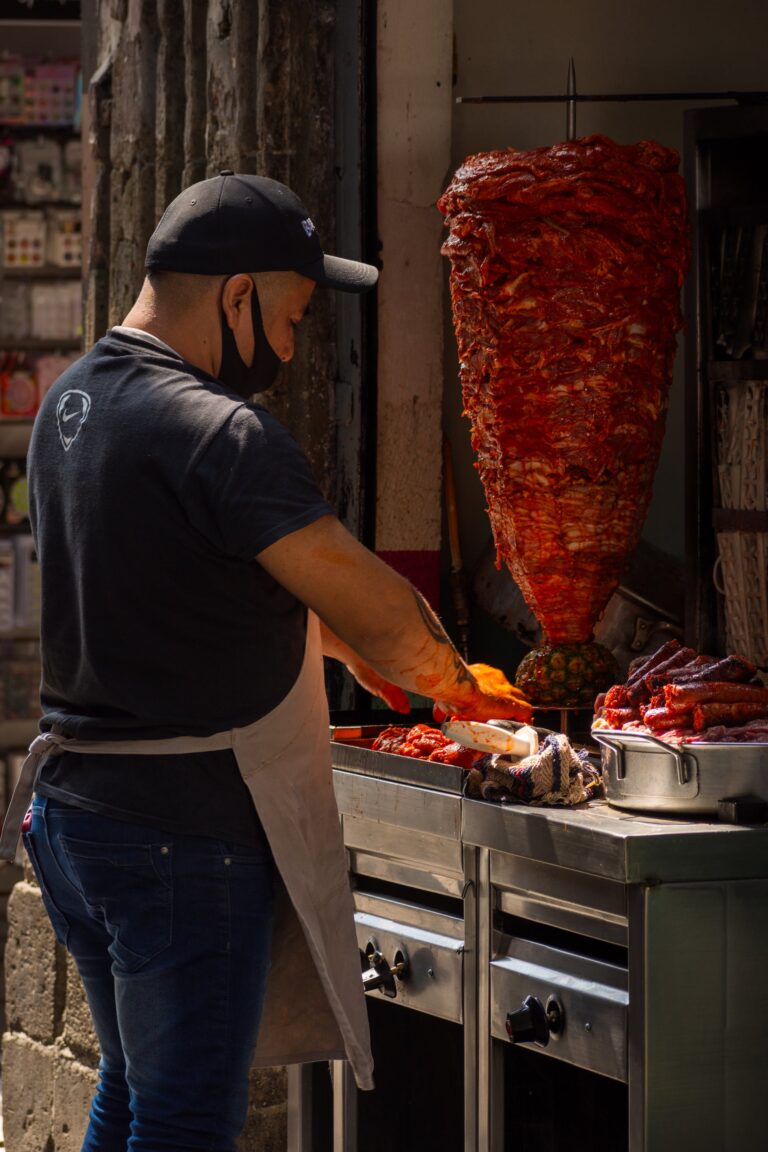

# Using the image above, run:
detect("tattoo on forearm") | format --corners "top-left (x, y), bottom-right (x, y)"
top-left (412, 591), bottom-right (476, 688)
top-left (453, 650), bottom-right (476, 686)
top-left (413, 589), bottom-right (450, 644)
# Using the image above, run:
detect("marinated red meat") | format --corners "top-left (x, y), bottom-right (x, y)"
top-left (603, 685), bottom-right (630, 709)
top-left (439, 136), bottom-right (689, 647)
top-left (643, 706), bottom-right (694, 733)
top-left (371, 724), bottom-right (479, 770)
top-left (693, 703), bottom-right (768, 732)
top-left (691, 721), bottom-right (768, 744)
top-left (669, 654), bottom-right (756, 686)
top-left (645, 657), bottom-right (715, 693)
top-left (370, 727), bottom-right (412, 755)
top-left (594, 640), bottom-right (768, 745)
top-left (626, 640), bottom-right (681, 687)
top-left (665, 682), bottom-right (768, 711)
top-left (604, 706), bottom-right (642, 727)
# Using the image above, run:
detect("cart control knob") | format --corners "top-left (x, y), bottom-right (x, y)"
top-left (545, 995), bottom-right (564, 1035)
top-left (360, 943), bottom-right (409, 999)
top-left (505, 995), bottom-right (564, 1047)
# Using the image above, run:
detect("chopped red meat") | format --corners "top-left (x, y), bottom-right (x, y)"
top-left (371, 724), bottom-right (480, 770)
top-left (603, 685), bottom-right (630, 709)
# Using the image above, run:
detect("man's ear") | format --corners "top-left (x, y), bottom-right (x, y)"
top-left (221, 274), bottom-right (253, 329)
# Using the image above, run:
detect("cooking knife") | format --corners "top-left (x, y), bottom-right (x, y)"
top-left (442, 719), bottom-right (539, 758)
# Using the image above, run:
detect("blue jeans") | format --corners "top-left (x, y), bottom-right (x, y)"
top-left (23, 796), bottom-right (275, 1152)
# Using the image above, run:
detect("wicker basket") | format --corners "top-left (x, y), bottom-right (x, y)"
top-left (715, 381), bottom-right (768, 667)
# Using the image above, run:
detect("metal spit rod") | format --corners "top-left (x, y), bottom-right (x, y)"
top-left (566, 57), bottom-right (576, 141)
top-left (457, 89), bottom-right (768, 104)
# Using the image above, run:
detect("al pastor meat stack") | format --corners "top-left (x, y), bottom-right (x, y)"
top-left (439, 136), bottom-right (690, 704)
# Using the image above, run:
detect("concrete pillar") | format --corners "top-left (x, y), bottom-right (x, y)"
top-left (375, 0), bottom-right (454, 609)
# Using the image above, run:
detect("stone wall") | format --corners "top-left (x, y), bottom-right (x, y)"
top-left (82, 0), bottom-right (341, 499)
top-left (0, 864), bottom-right (21, 1036)
top-left (2, 857), bottom-right (287, 1151)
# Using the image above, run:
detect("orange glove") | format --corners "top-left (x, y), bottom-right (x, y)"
top-left (434, 662), bottom-right (532, 724)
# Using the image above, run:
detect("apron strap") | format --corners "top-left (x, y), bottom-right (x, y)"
top-left (0, 733), bottom-right (66, 861)
top-left (0, 723), bottom-right (236, 862)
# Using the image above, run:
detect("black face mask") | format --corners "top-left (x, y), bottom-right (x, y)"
top-left (218, 278), bottom-right (282, 400)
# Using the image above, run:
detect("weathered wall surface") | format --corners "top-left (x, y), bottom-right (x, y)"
top-left (374, 0), bottom-right (454, 609)
top-left (85, 0), bottom-right (339, 493)
top-left (4, 2), bottom-right (348, 1149)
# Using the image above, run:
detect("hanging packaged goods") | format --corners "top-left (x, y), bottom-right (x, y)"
top-left (438, 135), bottom-right (690, 704)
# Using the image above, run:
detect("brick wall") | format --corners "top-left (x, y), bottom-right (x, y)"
top-left (2, 862), bottom-right (287, 1151)
top-left (0, 864), bottom-right (22, 1035)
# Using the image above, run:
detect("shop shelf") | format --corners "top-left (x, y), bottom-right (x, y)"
top-left (1, 265), bottom-right (81, 279)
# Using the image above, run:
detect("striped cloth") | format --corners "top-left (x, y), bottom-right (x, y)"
top-left (466, 733), bottom-right (602, 806)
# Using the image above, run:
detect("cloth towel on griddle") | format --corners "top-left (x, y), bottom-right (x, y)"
top-left (466, 733), bottom-right (602, 806)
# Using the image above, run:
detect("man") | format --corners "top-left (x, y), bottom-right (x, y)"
top-left (16, 172), bottom-right (529, 1152)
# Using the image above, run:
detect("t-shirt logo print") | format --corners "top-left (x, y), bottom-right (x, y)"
top-left (56, 390), bottom-right (92, 452)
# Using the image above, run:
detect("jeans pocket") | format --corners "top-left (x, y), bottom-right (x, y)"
top-left (60, 837), bottom-right (173, 974)
top-left (221, 840), bottom-right (273, 865)
top-left (22, 832), bottom-right (72, 948)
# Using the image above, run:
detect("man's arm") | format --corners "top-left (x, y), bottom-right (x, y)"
top-left (319, 621), bottom-right (411, 713)
top-left (257, 514), bottom-right (530, 721)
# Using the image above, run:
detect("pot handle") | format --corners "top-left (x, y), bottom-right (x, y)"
top-left (593, 729), bottom-right (690, 787)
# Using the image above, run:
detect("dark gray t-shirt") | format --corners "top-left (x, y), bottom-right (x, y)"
top-left (30, 327), bottom-right (333, 845)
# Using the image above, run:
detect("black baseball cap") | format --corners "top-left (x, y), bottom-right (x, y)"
top-left (145, 171), bottom-right (378, 293)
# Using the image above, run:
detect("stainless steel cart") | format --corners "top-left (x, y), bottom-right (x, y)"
top-left (289, 733), bottom-right (768, 1152)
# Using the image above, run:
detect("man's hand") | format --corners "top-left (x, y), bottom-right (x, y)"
top-left (434, 663), bottom-right (531, 723)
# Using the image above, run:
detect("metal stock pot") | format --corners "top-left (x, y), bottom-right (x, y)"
top-left (594, 728), bottom-right (768, 817)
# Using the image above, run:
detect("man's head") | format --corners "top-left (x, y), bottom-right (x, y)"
top-left (130, 172), bottom-right (377, 393)
top-left (145, 171), bottom-right (377, 292)
top-left (144, 269), bottom-right (315, 395)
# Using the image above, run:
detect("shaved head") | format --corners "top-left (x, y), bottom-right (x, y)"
top-left (146, 271), bottom-right (224, 308)
top-left (145, 269), bottom-right (310, 316)
top-left (124, 268), bottom-right (315, 379)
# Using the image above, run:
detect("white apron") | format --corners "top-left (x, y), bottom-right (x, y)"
top-left (0, 612), bottom-right (373, 1090)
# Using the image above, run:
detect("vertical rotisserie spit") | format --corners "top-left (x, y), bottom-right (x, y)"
top-left (438, 135), bottom-right (690, 705)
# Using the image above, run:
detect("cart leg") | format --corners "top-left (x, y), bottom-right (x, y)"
top-left (463, 846), bottom-right (480, 1152)
top-left (287, 1063), bottom-right (315, 1152)
top-left (332, 1059), bottom-right (358, 1152)
top-left (477, 847), bottom-right (504, 1152)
